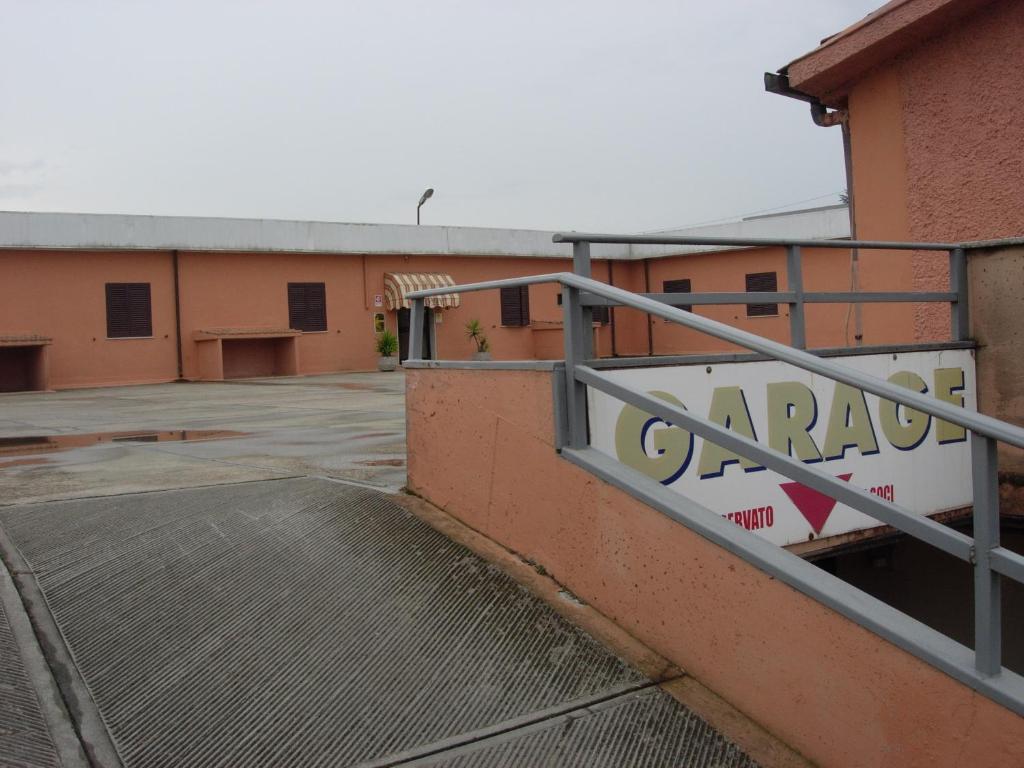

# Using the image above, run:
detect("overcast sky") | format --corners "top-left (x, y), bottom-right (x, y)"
top-left (1, 1), bottom-right (881, 232)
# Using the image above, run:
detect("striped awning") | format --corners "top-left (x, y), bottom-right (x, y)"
top-left (383, 273), bottom-right (461, 310)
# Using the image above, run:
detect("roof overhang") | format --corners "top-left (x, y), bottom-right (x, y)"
top-left (0, 207), bottom-right (851, 262)
top-left (781, 0), bottom-right (993, 105)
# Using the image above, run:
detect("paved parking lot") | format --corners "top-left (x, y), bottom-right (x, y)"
top-left (0, 373), bottom-right (763, 767)
top-left (0, 372), bottom-right (407, 505)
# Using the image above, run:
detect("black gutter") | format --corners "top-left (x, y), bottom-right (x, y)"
top-left (763, 72), bottom-right (846, 127)
top-left (172, 249), bottom-right (184, 380)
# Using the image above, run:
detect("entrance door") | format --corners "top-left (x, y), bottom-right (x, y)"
top-left (397, 307), bottom-right (432, 362)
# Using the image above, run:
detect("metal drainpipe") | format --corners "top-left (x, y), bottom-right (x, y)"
top-left (643, 258), bottom-right (653, 356)
top-left (765, 71), bottom-right (860, 344)
top-left (842, 121), bottom-right (863, 346)
top-left (608, 260), bottom-right (617, 356)
top-left (172, 249), bottom-right (184, 380)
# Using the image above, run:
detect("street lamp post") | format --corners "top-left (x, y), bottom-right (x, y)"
top-left (417, 188), bottom-right (434, 225)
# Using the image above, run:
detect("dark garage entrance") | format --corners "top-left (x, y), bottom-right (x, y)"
top-left (397, 307), bottom-right (432, 363)
top-left (0, 338), bottom-right (50, 392)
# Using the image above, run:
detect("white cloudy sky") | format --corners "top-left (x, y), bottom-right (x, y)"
top-left (1, 1), bottom-right (880, 232)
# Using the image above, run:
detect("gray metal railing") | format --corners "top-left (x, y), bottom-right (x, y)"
top-left (552, 234), bottom-right (969, 350)
top-left (406, 236), bottom-right (1024, 715)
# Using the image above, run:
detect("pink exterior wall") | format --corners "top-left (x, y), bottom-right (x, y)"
top-left (788, 0), bottom-right (1024, 342)
top-left (0, 249), bottom-right (178, 389)
top-left (406, 367), bottom-right (1024, 767)
top-left (1, 241), bottom-right (925, 390)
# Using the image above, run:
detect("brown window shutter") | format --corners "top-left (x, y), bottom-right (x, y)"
top-left (288, 283), bottom-right (327, 332)
top-left (745, 272), bottom-right (778, 317)
top-left (500, 285), bottom-right (530, 326)
top-left (127, 283), bottom-right (152, 337)
top-left (288, 283), bottom-right (306, 330)
top-left (106, 282), bottom-right (152, 338)
top-left (662, 278), bottom-right (692, 312)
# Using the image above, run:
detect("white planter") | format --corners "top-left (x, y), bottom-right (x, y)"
top-left (473, 352), bottom-right (493, 362)
top-left (378, 356), bottom-right (398, 371)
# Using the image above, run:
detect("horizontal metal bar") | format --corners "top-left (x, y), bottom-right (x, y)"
top-left (992, 547), bottom-right (1024, 585)
top-left (574, 365), bottom-right (974, 561)
top-left (561, 446), bottom-right (1024, 716)
top-left (552, 232), bottom-right (958, 251)
top-left (584, 341), bottom-right (976, 370)
top-left (580, 291), bottom-right (958, 308)
top-left (409, 272), bottom-right (1024, 449)
top-left (581, 292), bottom-right (794, 307)
top-left (803, 291), bottom-right (957, 304)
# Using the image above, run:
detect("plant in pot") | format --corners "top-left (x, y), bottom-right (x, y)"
top-left (465, 319), bottom-right (491, 361)
top-left (376, 329), bottom-right (399, 371)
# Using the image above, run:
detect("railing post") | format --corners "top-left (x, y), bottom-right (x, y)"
top-left (408, 298), bottom-right (424, 360)
top-left (971, 432), bottom-right (1001, 675)
top-left (950, 247), bottom-right (970, 342)
top-left (562, 283), bottom-right (589, 449)
top-left (573, 241), bottom-right (594, 360)
top-left (786, 245), bottom-right (806, 349)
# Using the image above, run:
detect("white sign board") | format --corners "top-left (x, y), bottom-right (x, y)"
top-left (587, 349), bottom-right (975, 547)
top-left (374, 294), bottom-right (384, 307)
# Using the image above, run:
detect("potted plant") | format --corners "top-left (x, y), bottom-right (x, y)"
top-left (376, 329), bottom-right (399, 371)
top-left (466, 319), bottom-right (492, 361)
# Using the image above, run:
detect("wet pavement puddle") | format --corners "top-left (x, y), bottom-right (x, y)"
top-left (0, 430), bottom-right (250, 457)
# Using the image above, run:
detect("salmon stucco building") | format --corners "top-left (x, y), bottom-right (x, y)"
top-left (0, 205), bottom-right (888, 392)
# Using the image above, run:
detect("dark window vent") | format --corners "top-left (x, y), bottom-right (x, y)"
top-left (662, 279), bottom-right (693, 313)
top-left (745, 272), bottom-right (778, 317)
top-left (500, 285), bottom-right (531, 326)
top-left (105, 283), bottom-right (152, 338)
top-left (288, 282), bottom-right (328, 332)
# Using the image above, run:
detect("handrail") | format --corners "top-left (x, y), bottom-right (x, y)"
top-left (408, 267), bottom-right (1024, 705)
top-left (407, 264), bottom-right (1024, 708)
top-left (553, 231), bottom-right (1024, 251)
top-left (552, 232), bottom-right (959, 250)
top-left (408, 272), bottom-right (1024, 448)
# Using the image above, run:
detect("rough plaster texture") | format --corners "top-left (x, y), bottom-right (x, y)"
top-left (786, 0), bottom-right (991, 104)
top-left (969, 245), bottom-right (1024, 478)
top-left (406, 367), bottom-right (1024, 768)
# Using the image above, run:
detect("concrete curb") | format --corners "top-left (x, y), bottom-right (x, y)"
top-left (0, 550), bottom-right (90, 768)
top-left (0, 524), bottom-right (123, 768)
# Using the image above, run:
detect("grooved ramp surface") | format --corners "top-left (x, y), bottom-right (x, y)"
top-left (0, 476), bottom-right (758, 767)
top-left (417, 687), bottom-right (755, 767)
top-left (0, 598), bottom-right (60, 768)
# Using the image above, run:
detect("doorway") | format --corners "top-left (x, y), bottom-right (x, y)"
top-left (397, 307), bottom-right (432, 362)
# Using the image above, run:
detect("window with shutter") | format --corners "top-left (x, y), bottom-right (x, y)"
top-left (287, 283), bottom-right (327, 332)
top-left (662, 279), bottom-right (692, 312)
top-left (499, 285), bottom-right (530, 326)
top-left (745, 272), bottom-right (778, 317)
top-left (105, 283), bottom-right (152, 338)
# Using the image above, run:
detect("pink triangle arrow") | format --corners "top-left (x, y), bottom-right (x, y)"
top-left (779, 474), bottom-right (853, 535)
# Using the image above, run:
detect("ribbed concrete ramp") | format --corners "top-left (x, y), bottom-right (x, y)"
top-left (0, 477), bottom-right (758, 767)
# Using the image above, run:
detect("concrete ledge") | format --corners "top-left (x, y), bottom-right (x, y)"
top-left (402, 359), bottom-right (563, 371)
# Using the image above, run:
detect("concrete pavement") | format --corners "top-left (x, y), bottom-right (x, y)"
top-left (0, 374), bottom-right (765, 766)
